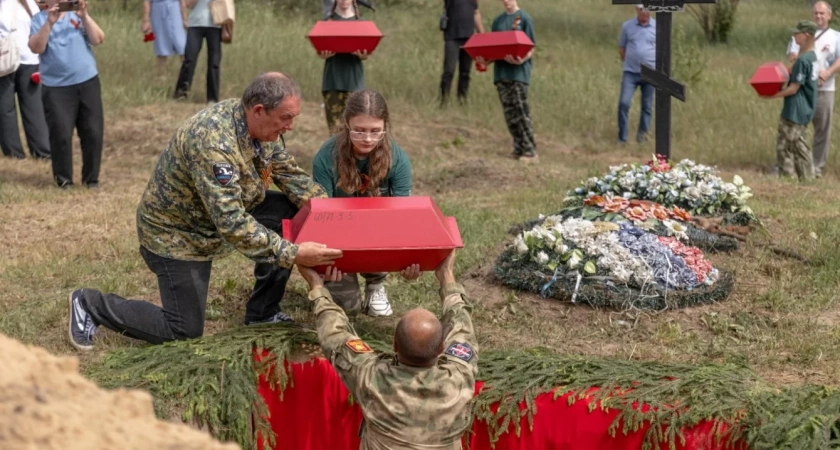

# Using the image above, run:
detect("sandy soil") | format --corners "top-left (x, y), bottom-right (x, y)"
top-left (0, 332), bottom-right (239, 450)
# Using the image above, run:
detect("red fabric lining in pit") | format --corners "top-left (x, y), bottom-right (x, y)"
top-left (256, 356), bottom-right (745, 450)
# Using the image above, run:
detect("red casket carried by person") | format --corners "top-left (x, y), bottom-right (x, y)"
top-left (307, 20), bottom-right (383, 54)
top-left (282, 197), bottom-right (463, 273)
top-left (463, 30), bottom-right (534, 62)
top-left (749, 62), bottom-right (789, 96)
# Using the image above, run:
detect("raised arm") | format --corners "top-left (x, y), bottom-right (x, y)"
top-left (435, 251), bottom-right (478, 375)
top-left (301, 266), bottom-right (377, 396)
top-left (78, 0), bottom-right (105, 45)
top-left (30, 4), bottom-right (59, 54)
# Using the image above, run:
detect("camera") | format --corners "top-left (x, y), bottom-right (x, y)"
top-left (57, 0), bottom-right (80, 12)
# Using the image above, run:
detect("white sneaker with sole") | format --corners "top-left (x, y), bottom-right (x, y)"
top-left (365, 286), bottom-right (393, 317)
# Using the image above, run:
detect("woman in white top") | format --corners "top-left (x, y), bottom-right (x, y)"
top-left (0, 0), bottom-right (49, 159)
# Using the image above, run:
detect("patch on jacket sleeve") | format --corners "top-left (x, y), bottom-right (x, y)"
top-left (445, 342), bottom-right (474, 362)
top-left (212, 162), bottom-right (236, 186)
top-left (345, 339), bottom-right (373, 354)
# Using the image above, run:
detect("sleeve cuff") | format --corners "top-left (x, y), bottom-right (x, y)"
top-left (278, 242), bottom-right (299, 269)
top-left (308, 286), bottom-right (332, 302)
top-left (439, 282), bottom-right (466, 301)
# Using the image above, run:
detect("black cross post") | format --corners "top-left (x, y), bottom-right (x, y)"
top-left (612, 0), bottom-right (716, 159)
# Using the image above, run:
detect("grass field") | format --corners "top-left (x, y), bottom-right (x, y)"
top-left (2, 0), bottom-right (840, 401)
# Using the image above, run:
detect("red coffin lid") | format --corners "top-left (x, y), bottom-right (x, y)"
top-left (749, 62), bottom-right (789, 84)
top-left (463, 30), bottom-right (535, 61)
top-left (307, 20), bottom-right (383, 54)
top-left (283, 196), bottom-right (463, 251)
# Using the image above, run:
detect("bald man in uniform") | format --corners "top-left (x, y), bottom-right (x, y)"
top-left (297, 250), bottom-right (477, 449)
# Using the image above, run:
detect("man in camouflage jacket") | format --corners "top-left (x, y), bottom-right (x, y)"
top-left (67, 73), bottom-right (343, 350)
top-left (298, 250), bottom-right (478, 449)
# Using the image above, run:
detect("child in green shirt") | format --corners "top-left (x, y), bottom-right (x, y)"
top-left (764, 20), bottom-right (818, 180)
top-left (317, 0), bottom-right (369, 133)
top-left (477, 0), bottom-right (537, 161)
top-left (312, 90), bottom-right (415, 318)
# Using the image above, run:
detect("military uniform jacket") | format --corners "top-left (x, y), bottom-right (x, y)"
top-left (136, 99), bottom-right (326, 268)
top-left (311, 283), bottom-right (478, 449)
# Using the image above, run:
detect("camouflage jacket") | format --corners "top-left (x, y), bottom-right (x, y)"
top-left (311, 283), bottom-right (478, 450)
top-left (136, 99), bottom-right (326, 268)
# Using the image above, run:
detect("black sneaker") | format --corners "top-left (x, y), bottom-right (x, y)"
top-left (68, 290), bottom-right (97, 351)
top-left (245, 310), bottom-right (294, 326)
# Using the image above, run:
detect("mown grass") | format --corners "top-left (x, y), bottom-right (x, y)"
top-left (2, 0), bottom-right (840, 399)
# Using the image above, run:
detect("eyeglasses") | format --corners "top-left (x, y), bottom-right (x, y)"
top-left (349, 130), bottom-right (386, 141)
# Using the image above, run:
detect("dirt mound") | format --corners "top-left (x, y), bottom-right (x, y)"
top-left (0, 333), bottom-right (239, 450)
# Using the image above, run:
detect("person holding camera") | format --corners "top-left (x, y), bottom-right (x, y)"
top-left (29, 0), bottom-right (105, 189)
top-left (0, 0), bottom-right (50, 160)
top-left (439, 0), bottom-right (483, 106)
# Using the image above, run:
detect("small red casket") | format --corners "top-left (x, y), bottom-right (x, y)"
top-left (282, 197), bottom-right (463, 273)
top-left (307, 21), bottom-right (383, 54)
top-left (749, 62), bottom-right (789, 96)
top-left (463, 30), bottom-right (534, 62)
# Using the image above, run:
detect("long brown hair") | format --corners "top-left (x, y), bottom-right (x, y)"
top-left (330, 0), bottom-right (359, 19)
top-left (334, 90), bottom-right (392, 197)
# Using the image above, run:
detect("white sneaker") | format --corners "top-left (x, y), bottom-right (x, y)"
top-left (365, 286), bottom-right (393, 317)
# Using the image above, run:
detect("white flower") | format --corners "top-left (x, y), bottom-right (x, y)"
top-left (697, 181), bottom-right (715, 198)
top-left (733, 175), bottom-right (743, 186)
top-left (568, 252), bottom-right (581, 269)
top-left (535, 251), bottom-right (549, 265)
top-left (585, 177), bottom-right (599, 189)
top-left (619, 174), bottom-right (636, 190)
top-left (685, 186), bottom-right (701, 200)
top-left (555, 241), bottom-right (569, 254)
top-left (514, 236), bottom-right (529, 255)
top-left (663, 220), bottom-right (689, 241)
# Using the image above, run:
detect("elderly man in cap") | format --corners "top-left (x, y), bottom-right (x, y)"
top-left (618, 4), bottom-right (656, 145)
top-left (787, 0), bottom-right (840, 178)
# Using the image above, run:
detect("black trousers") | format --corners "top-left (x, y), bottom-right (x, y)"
top-left (440, 38), bottom-right (472, 100)
top-left (81, 191), bottom-right (299, 344)
top-left (0, 64), bottom-right (50, 159)
top-left (42, 76), bottom-right (104, 187)
top-left (175, 27), bottom-right (222, 103)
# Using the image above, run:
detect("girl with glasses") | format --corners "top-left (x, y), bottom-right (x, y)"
top-left (312, 89), bottom-right (414, 317)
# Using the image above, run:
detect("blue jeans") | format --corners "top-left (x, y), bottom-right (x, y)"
top-left (618, 71), bottom-right (654, 143)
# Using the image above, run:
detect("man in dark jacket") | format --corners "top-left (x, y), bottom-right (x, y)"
top-left (440, 0), bottom-right (484, 105)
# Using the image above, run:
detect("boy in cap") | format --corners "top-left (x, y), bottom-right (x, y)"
top-left (764, 20), bottom-right (819, 180)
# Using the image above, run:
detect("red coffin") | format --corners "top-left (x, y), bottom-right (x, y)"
top-left (282, 197), bottom-right (463, 273)
top-left (463, 30), bottom-right (534, 62)
top-left (307, 20), bottom-right (383, 54)
top-left (749, 62), bottom-right (789, 96)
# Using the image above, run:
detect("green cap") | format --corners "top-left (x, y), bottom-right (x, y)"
top-left (791, 20), bottom-right (818, 35)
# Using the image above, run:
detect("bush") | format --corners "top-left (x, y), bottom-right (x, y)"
top-left (672, 24), bottom-right (709, 86)
top-left (688, 0), bottom-right (740, 44)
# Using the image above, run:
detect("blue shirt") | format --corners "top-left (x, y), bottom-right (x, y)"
top-left (30, 11), bottom-right (98, 87)
top-left (187, 0), bottom-right (219, 28)
top-left (619, 18), bottom-right (656, 74)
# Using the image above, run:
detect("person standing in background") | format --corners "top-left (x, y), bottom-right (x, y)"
top-left (787, 0), bottom-right (840, 178)
top-left (617, 4), bottom-right (655, 145)
top-left (29, 0), bottom-right (105, 189)
top-left (142, 0), bottom-right (187, 74)
top-left (439, 0), bottom-right (483, 106)
top-left (173, 0), bottom-right (220, 104)
top-left (317, 0), bottom-right (368, 133)
top-left (0, 0), bottom-right (50, 160)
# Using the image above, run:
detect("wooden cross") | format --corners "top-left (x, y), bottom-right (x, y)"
top-left (613, 0), bottom-right (716, 159)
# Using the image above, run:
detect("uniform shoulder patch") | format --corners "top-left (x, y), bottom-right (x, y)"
top-left (212, 162), bottom-right (236, 186)
top-left (445, 342), bottom-right (474, 362)
top-left (345, 339), bottom-right (373, 354)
